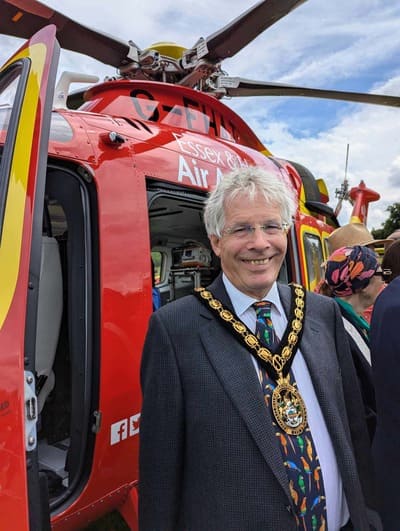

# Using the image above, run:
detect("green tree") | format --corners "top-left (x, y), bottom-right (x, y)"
top-left (371, 202), bottom-right (400, 239)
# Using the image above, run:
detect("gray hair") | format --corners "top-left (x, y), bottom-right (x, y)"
top-left (203, 166), bottom-right (297, 237)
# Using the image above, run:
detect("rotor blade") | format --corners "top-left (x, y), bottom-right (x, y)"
top-left (219, 77), bottom-right (400, 107)
top-left (203, 0), bottom-right (307, 62)
top-left (0, 0), bottom-right (138, 67)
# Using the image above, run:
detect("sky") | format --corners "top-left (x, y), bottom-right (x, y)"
top-left (1, 0), bottom-right (399, 230)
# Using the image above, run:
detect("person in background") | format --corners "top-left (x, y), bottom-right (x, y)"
top-left (139, 166), bottom-right (380, 531)
top-left (370, 238), bottom-right (400, 531)
top-left (322, 245), bottom-right (384, 441)
top-left (323, 223), bottom-right (391, 323)
top-left (151, 259), bottom-right (161, 311)
top-left (381, 238), bottom-right (400, 282)
top-left (386, 228), bottom-right (400, 244)
top-left (326, 223), bottom-right (391, 256)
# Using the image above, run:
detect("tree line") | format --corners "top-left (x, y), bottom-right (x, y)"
top-left (371, 202), bottom-right (400, 239)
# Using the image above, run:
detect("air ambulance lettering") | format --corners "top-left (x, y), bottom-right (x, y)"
top-left (204, 146), bottom-right (223, 164)
top-left (224, 150), bottom-right (249, 170)
top-left (177, 155), bottom-right (225, 187)
top-left (172, 133), bottom-right (225, 165)
top-left (172, 132), bottom-right (248, 171)
top-left (215, 166), bottom-right (224, 184)
top-left (177, 155), bottom-right (207, 186)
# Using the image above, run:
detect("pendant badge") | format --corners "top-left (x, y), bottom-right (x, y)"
top-left (271, 377), bottom-right (307, 435)
top-left (194, 283), bottom-right (308, 436)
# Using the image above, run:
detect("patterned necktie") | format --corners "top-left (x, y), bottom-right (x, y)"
top-left (253, 301), bottom-right (327, 530)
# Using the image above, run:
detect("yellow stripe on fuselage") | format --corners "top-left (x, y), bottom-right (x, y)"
top-left (0, 43), bottom-right (47, 329)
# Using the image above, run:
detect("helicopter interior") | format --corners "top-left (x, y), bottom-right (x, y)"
top-left (36, 165), bottom-right (98, 507)
top-left (148, 185), bottom-right (217, 303)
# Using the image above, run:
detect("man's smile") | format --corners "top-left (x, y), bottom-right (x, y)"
top-left (241, 257), bottom-right (271, 265)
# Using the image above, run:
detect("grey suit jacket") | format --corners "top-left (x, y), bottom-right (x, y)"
top-left (139, 276), bottom-right (377, 531)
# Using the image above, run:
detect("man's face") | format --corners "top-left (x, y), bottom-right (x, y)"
top-left (210, 193), bottom-right (288, 300)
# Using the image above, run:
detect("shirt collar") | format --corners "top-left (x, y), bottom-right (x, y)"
top-left (222, 273), bottom-right (283, 318)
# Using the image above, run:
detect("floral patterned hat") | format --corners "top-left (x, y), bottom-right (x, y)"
top-left (325, 245), bottom-right (379, 296)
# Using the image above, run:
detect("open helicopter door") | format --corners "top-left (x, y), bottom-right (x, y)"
top-left (0, 26), bottom-right (59, 530)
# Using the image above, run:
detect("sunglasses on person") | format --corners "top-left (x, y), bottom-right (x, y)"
top-left (374, 268), bottom-right (392, 279)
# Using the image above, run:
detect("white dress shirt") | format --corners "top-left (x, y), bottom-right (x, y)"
top-left (222, 274), bottom-right (349, 530)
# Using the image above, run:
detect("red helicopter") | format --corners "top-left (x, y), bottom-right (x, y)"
top-left (0, 1), bottom-right (398, 529)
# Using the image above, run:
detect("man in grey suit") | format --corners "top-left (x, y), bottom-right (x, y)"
top-left (139, 166), bottom-right (380, 530)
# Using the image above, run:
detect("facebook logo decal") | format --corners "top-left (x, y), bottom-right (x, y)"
top-left (110, 419), bottom-right (128, 445)
top-left (110, 412), bottom-right (141, 445)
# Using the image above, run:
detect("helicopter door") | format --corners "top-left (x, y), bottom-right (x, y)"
top-left (0, 26), bottom-right (59, 530)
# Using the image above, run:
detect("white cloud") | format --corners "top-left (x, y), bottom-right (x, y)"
top-left (1, 0), bottom-right (399, 230)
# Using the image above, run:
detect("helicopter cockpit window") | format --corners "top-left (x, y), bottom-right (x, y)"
top-left (49, 113), bottom-right (74, 143)
top-left (0, 61), bottom-right (30, 142)
top-left (151, 250), bottom-right (163, 284)
top-left (0, 106), bottom-right (12, 136)
top-left (303, 232), bottom-right (325, 291)
top-left (0, 72), bottom-right (19, 136)
top-left (0, 60), bottom-right (30, 239)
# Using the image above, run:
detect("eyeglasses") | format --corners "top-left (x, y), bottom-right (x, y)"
top-left (223, 222), bottom-right (290, 239)
top-left (373, 268), bottom-right (393, 281)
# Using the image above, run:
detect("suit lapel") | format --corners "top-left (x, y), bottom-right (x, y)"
top-left (277, 283), bottom-right (333, 416)
top-left (277, 284), bottom-right (347, 453)
top-left (199, 277), bottom-right (291, 499)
